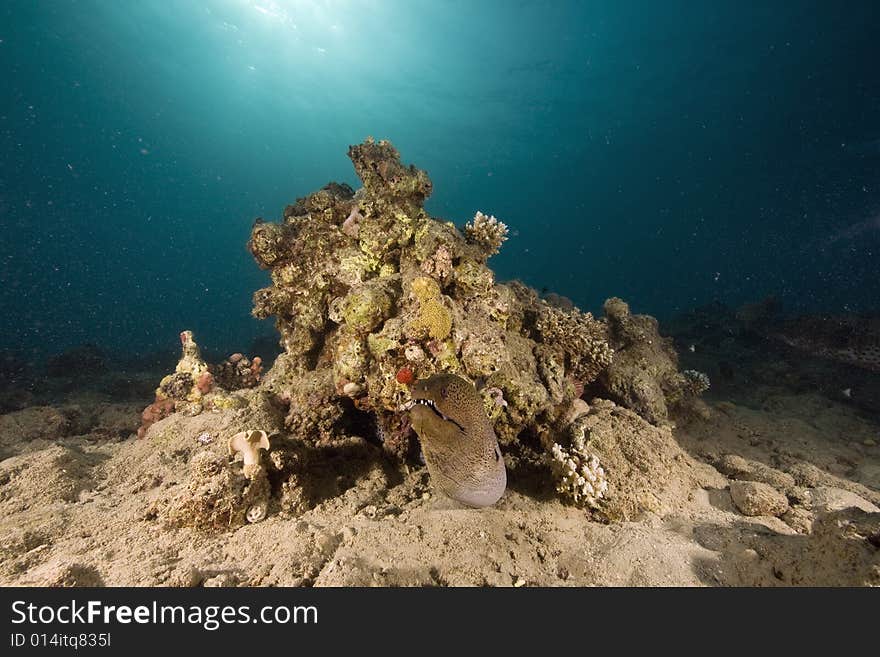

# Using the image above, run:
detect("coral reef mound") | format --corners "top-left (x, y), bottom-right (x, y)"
top-left (135, 138), bottom-right (710, 529)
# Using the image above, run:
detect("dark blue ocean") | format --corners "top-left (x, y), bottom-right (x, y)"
top-left (2, 1), bottom-right (878, 362)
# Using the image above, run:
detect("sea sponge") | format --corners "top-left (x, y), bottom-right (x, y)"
top-left (464, 211), bottom-right (509, 258)
top-left (137, 398), bottom-right (175, 438)
top-left (228, 430), bottom-right (271, 473)
top-left (341, 206), bottom-right (363, 237)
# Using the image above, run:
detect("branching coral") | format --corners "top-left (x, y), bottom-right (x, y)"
top-left (549, 433), bottom-right (608, 509)
top-left (681, 369), bottom-right (710, 395)
top-left (533, 301), bottom-right (614, 386)
top-left (464, 211), bottom-right (509, 258)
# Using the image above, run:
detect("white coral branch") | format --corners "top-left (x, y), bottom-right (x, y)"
top-left (549, 431), bottom-right (608, 509)
top-left (464, 211), bottom-right (509, 257)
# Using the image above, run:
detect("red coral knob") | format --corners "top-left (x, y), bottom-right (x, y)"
top-left (396, 366), bottom-right (414, 385)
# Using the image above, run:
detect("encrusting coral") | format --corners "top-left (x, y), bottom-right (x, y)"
top-left (140, 137), bottom-right (708, 528)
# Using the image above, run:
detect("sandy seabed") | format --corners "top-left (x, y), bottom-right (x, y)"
top-left (1, 351), bottom-right (878, 588)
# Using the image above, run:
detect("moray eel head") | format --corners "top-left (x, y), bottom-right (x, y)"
top-left (410, 372), bottom-right (476, 432)
top-left (408, 373), bottom-right (506, 508)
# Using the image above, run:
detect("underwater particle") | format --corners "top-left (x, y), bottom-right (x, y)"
top-left (228, 430), bottom-right (271, 468)
top-left (408, 373), bottom-right (507, 507)
top-left (396, 366), bottom-right (415, 385)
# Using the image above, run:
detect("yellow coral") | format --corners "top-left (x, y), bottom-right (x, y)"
top-left (412, 298), bottom-right (453, 340)
top-left (407, 276), bottom-right (452, 339)
top-left (411, 276), bottom-right (441, 302)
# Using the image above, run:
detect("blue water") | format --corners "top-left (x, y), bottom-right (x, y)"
top-left (2, 1), bottom-right (878, 361)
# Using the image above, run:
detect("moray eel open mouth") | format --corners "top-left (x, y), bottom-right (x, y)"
top-left (408, 398), bottom-right (465, 432)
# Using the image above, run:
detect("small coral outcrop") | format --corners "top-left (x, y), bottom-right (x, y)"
top-left (244, 139), bottom-right (624, 455)
top-left (599, 297), bottom-right (704, 424)
top-left (140, 138), bottom-right (708, 527)
top-left (136, 331), bottom-right (266, 438)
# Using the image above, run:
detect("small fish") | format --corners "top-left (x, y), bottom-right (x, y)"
top-left (408, 373), bottom-right (506, 508)
top-left (842, 388), bottom-right (852, 399)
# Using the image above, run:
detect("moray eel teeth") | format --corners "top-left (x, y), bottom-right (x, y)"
top-left (412, 398), bottom-right (463, 430)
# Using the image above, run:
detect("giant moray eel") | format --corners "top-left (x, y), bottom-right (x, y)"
top-left (768, 315), bottom-right (880, 373)
top-left (408, 373), bottom-right (506, 507)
